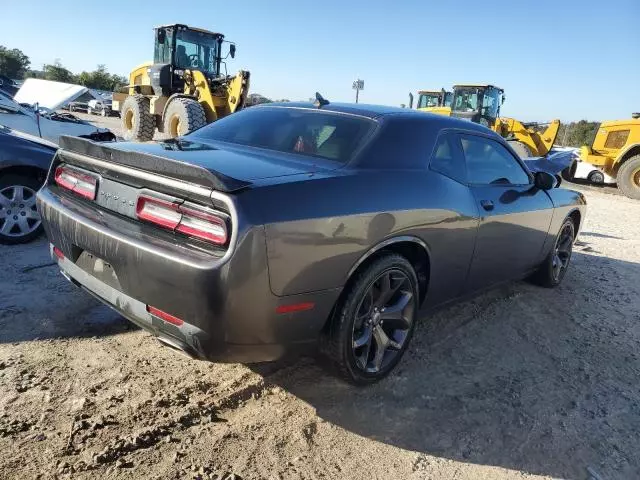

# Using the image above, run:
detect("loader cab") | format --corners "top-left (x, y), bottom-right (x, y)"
top-left (416, 90), bottom-right (452, 109)
top-left (152, 24), bottom-right (227, 95)
top-left (450, 84), bottom-right (504, 128)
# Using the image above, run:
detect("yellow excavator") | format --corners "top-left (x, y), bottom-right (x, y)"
top-left (112, 24), bottom-right (250, 141)
top-left (579, 113), bottom-right (640, 199)
top-left (420, 84), bottom-right (560, 157)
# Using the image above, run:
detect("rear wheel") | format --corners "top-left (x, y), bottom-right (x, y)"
top-left (530, 218), bottom-right (575, 288)
top-left (508, 140), bottom-right (533, 158)
top-left (0, 174), bottom-right (43, 245)
top-left (121, 94), bottom-right (155, 142)
top-left (320, 253), bottom-right (419, 384)
top-left (163, 97), bottom-right (207, 138)
top-left (616, 155), bottom-right (640, 200)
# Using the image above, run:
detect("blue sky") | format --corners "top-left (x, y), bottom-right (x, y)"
top-left (2, 0), bottom-right (638, 122)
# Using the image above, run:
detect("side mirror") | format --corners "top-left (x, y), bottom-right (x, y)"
top-left (534, 171), bottom-right (555, 190)
top-left (229, 44), bottom-right (236, 58)
top-left (157, 28), bottom-right (166, 44)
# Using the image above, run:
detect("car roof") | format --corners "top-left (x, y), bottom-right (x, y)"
top-left (257, 102), bottom-right (496, 134)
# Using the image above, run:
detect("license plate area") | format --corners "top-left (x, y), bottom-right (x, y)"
top-left (95, 178), bottom-right (139, 219)
top-left (75, 251), bottom-right (122, 291)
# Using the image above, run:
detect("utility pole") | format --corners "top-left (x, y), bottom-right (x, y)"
top-left (352, 79), bottom-right (364, 103)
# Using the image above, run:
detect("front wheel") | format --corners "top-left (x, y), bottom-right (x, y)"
top-left (530, 218), bottom-right (575, 288)
top-left (163, 97), bottom-right (207, 138)
top-left (0, 174), bottom-right (43, 245)
top-left (616, 155), bottom-right (640, 200)
top-left (320, 253), bottom-right (419, 384)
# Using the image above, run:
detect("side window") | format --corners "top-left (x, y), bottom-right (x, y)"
top-left (460, 135), bottom-right (530, 185)
top-left (429, 134), bottom-right (466, 184)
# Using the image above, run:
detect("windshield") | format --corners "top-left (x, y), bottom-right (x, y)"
top-left (417, 93), bottom-right (441, 108)
top-left (190, 107), bottom-right (375, 163)
top-left (174, 30), bottom-right (220, 74)
top-left (481, 88), bottom-right (501, 119)
top-left (451, 88), bottom-right (479, 113)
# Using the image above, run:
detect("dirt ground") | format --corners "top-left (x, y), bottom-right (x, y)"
top-left (1, 182), bottom-right (639, 479)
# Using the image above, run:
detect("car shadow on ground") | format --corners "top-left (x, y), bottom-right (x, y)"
top-left (257, 251), bottom-right (640, 479)
top-left (0, 238), bottom-right (136, 344)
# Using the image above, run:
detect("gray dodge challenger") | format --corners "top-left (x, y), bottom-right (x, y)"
top-left (36, 102), bottom-right (586, 383)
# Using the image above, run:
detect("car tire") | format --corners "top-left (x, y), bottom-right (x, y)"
top-left (320, 253), bottom-right (419, 384)
top-left (561, 160), bottom-right (577, 181)
top-left (121, 94), bottom-right (155, 142)
top-left (530, 218), bottom-right (575, 288)
top-left (0, 174), bottom-right (44, 245)
top-left (163, 97), bottom-right (207, 138)
top-left (616, 154), bottom-right (640, 200)
top-left (587, 170), bottom-right (605, 184)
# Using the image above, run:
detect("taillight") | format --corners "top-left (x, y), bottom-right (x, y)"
top-left (176, 205), bottom-right (227, 244)
top-left (136, 196), bottom-right (182, 229)
top-left (54, 165), bottom-right (97, 200)
top-left (136, 194), bottom-right (228, 245)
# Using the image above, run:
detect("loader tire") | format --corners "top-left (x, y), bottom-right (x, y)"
top-left (121, 95), bottom-right (155, 142)
top-left (616, 155), bottom-right (640, 200)
top-left (507, 140), bottom-right (533, 158)
top-left (163, 98), bottom-right (207, 138)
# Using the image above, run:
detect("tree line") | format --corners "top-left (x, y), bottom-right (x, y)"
top-left (0, 45), bottom-right (127, 92)
top-left (555, 121), bottom-right (600, 148)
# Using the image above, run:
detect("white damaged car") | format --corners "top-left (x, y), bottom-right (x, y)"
top-left (0, 79), bottom-right (115, 144)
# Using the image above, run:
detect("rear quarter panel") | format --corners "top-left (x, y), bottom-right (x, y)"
top-left (243, 169), bottom-right (480, 305)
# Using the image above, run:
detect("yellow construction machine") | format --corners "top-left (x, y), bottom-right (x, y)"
top-left (112, 24), bottom-right (250, 141)
top-left (424, 84), bottom-right (560, 157)
top-left (579, 113), bottom-right (640, 199)
top-left (412, 89), bottom-right (452, 114)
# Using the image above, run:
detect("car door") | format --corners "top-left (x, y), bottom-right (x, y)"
top-left (0, 95), bottom-right (40, 138)
top-left (459, 133), bottom-right (554, 292)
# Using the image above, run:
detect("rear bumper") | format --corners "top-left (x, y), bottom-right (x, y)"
top-left (37, 187), bottom-right (340, 362)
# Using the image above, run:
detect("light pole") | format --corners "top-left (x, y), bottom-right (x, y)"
top-left (352, 79), bottom-right (364, 103)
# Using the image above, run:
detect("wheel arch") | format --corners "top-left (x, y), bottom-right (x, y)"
top-left (567, 208), bottom-right (582, 237)
top-left (346, 236), bottom-right (431, 305)
top-left (615, 143), bottom-right (640, 170)
top-left (321, 236), bottom-right (431, 335)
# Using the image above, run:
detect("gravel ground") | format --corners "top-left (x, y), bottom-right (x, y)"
top-left (1, 183), bottom-right (639, 479)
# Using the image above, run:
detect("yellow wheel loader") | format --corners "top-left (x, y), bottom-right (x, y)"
top-left (579, 113), bottom-right (640, 199)
top-left (412, 89), bottom-right (452, 115)
top-left (112, 24), bottom-right (250, 141)
top-left (422, 84), bottom-right (560, 157)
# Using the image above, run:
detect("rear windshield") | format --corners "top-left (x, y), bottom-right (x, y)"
top-left (189, 107), bottom-right (375, 163)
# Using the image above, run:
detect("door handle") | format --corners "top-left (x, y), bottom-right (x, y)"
top-left (480, 200), bottom-right (494, 211)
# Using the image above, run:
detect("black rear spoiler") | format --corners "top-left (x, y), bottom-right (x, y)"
top-left (58, 136), bottom-right (251, 193)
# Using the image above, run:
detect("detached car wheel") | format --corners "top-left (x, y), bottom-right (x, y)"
top-left (0, 174), bottom-right (43, 244)
top-left (530, 218), bottom-right (575, 288)
top-left (321, 253), bottom-right (419, 384)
